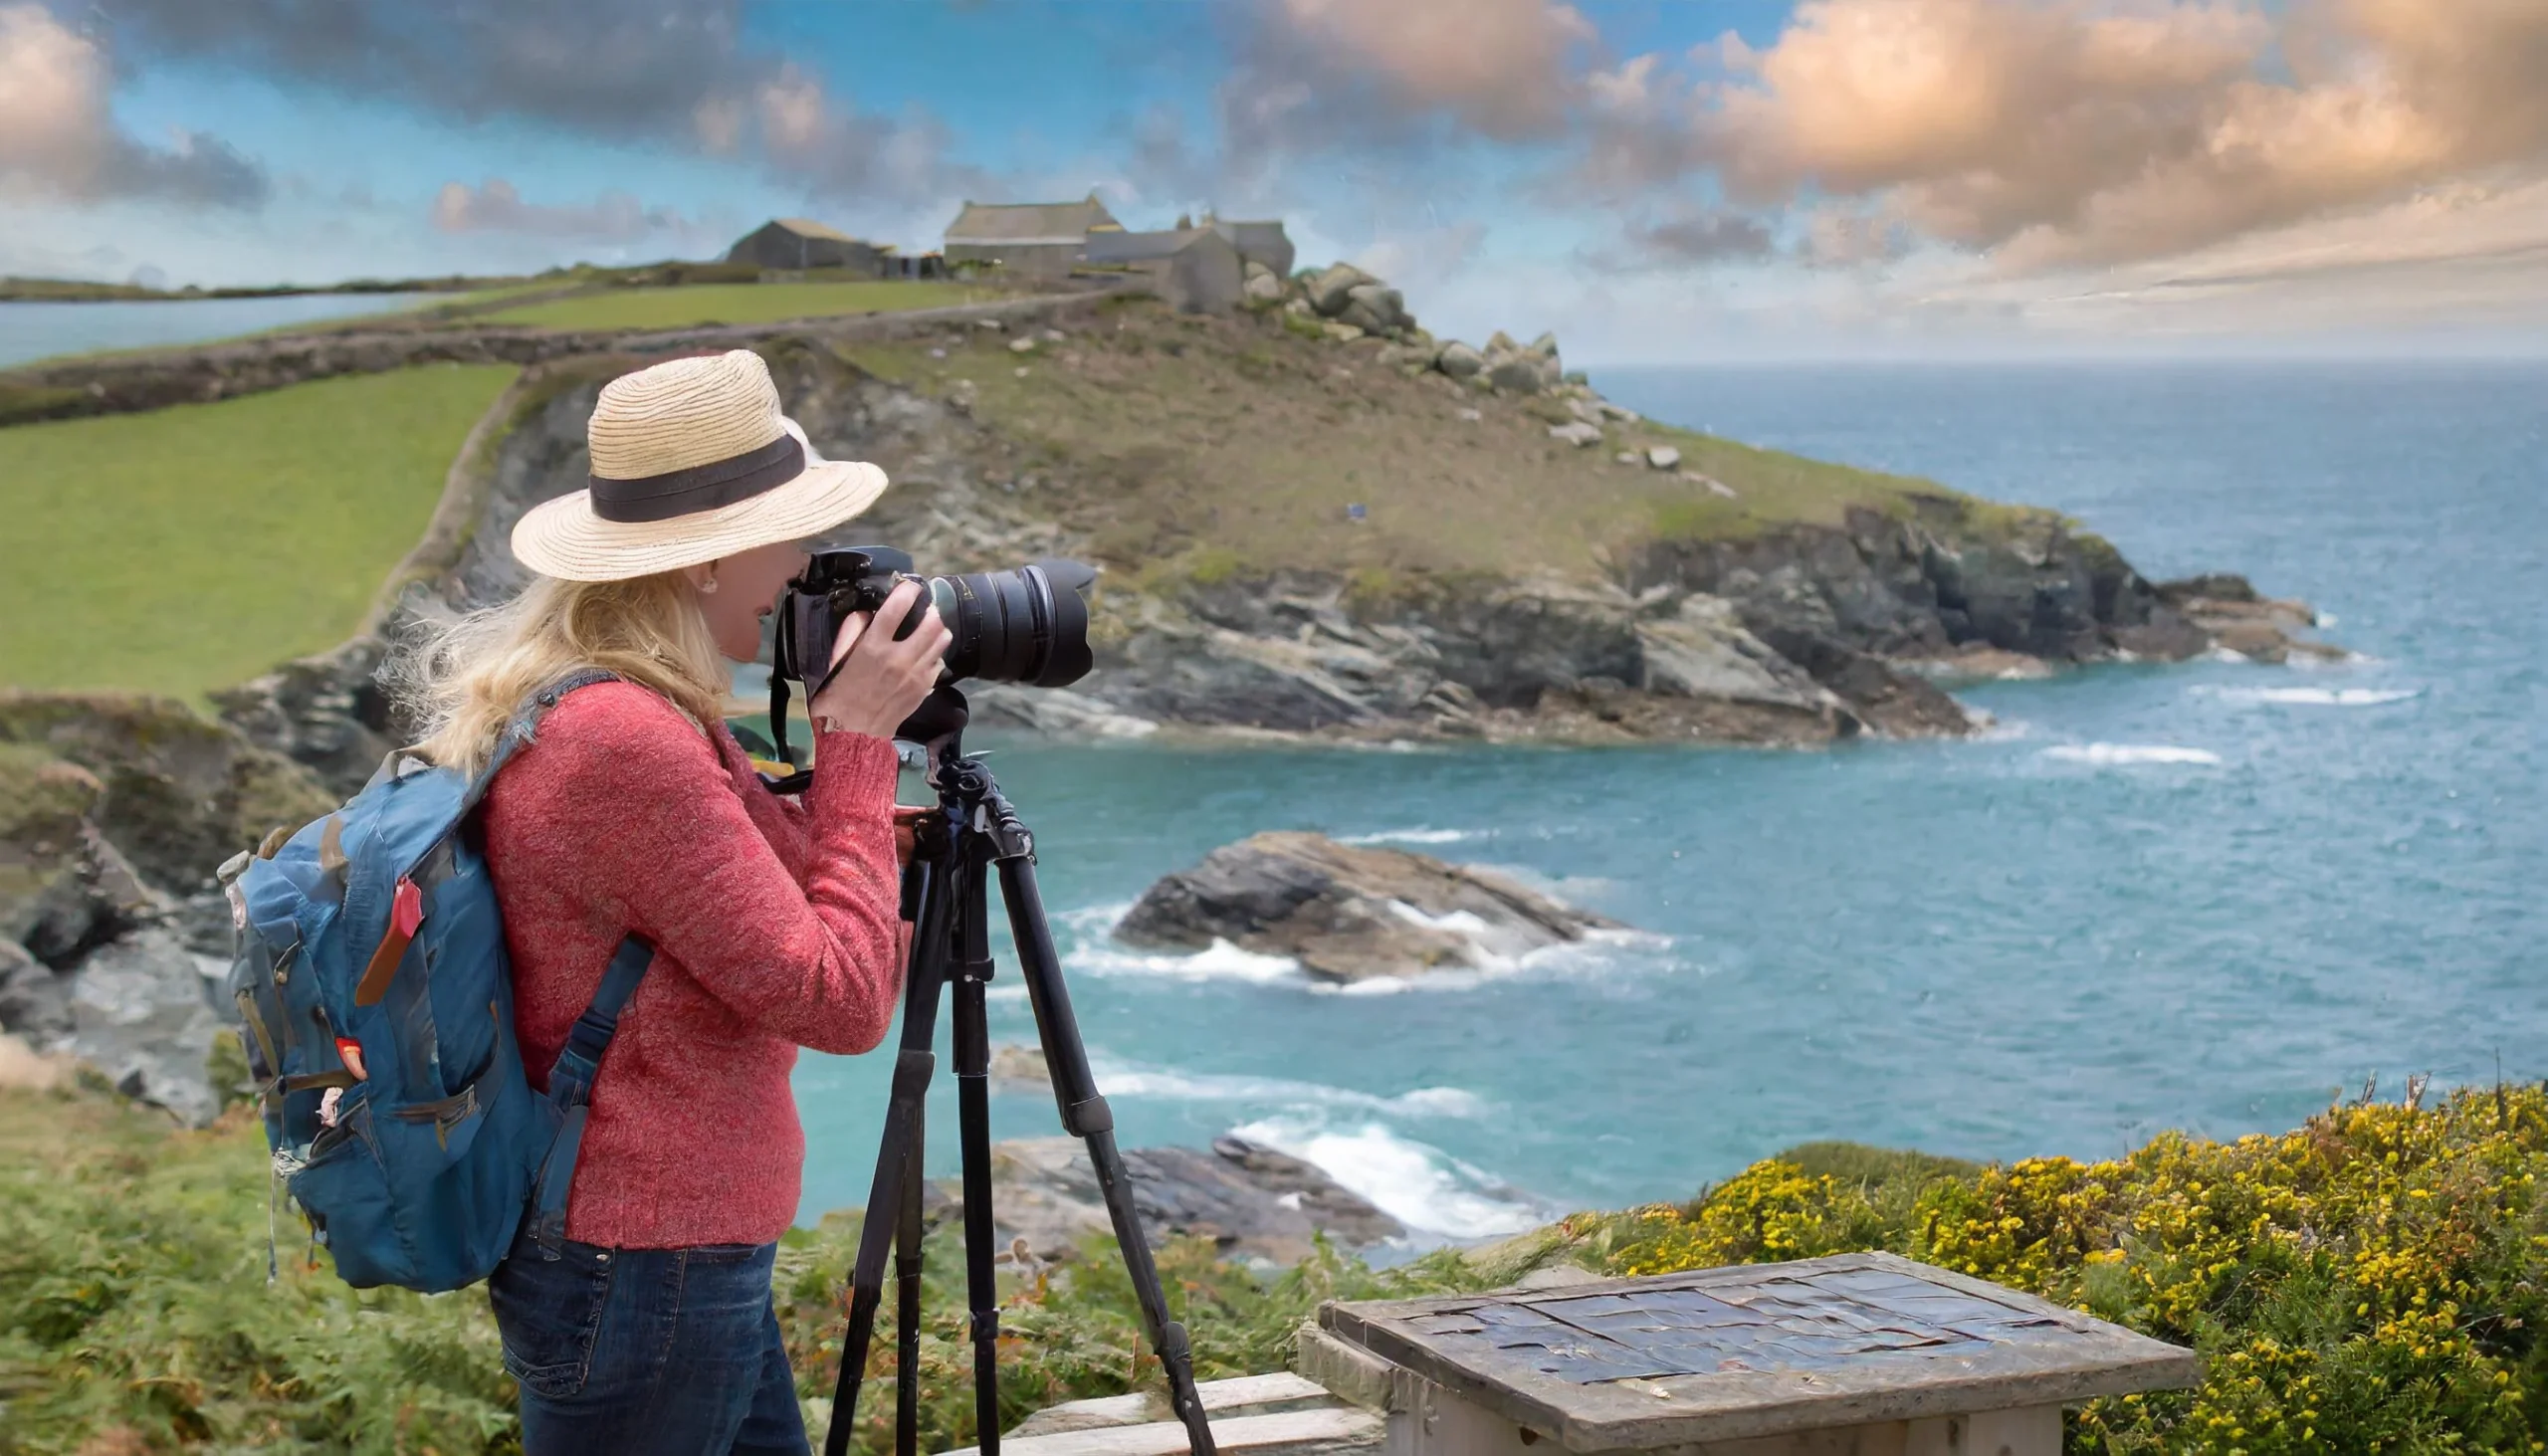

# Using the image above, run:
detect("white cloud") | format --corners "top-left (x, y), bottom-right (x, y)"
top-left (0, 3), bottom-right (267, 208)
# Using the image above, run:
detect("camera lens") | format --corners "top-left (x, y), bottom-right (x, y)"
top-left (935, 560), bottom-right (1095, 687)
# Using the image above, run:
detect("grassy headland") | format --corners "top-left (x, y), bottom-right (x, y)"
top-left (828, 301), bottom-right (2014, 587)
top-left (6, 1079), bottom-right (2541, 1453)
top-left (0, 364), bottom-right (516, 698)
top-left (482, 281), bottom-right (989, 331)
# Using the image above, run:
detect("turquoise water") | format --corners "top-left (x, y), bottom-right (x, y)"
top-left (791, 360), bottom-right (2547, 1248)
top-left (0, 294), bottom-right (433, 368)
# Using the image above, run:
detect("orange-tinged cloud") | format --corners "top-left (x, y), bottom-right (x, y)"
top-left (1675, 0), bottom-right (2548, 272)
top-left (1235, 0), bottom-right (1597, 146)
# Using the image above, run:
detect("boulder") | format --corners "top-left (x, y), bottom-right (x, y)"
top-left (2153, 576), bottom-right (2328, 662)
top-left (979, 1134), bottom-right (1404, 1267)
top-left (989, 1043), bottom-right (1051, 1090)
top-left (1634, 595), bottom-right (1844, 719)
top-left (0, 937), bottom-right (70, 1045)
top-left (1115, 830), bottom-right (1622, 983)
top-left (64, 926), bottom-right (228, 1127)
top-left (0, 693), bottom-right (337, 894)
top-left (1322, 321), bottom-right (1366, 343)
top-left (1304, 263), bottom-right (1376, 317)
top-left (1646, 445), bottom-right (1682, 470)
top-left (210, 637), bottom-right (399, 797)
top-left (1435, 341), bottom-right (1485, 379)
top-left (1, 747), bottom-right (159, 965)
top-left (1241, 270), bottom-right (1286, 306)
top-left (1338, 284), bottom-right (1408, 336)
top-left (1600, 401), bottom-right (1642, 424)
top-left (1490, 352), bottom-right (1556, 394)
top-left (1548, 421), bottom-right (1603, 448)
top-left (1526, 330), bottom-right (1560, 359)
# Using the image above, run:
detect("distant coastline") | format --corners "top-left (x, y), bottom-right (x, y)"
top-left (0, 273), bottom-right (510, 305)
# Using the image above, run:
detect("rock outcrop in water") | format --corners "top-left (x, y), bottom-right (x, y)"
top-left (956, 1134), bottom-right (1405, 1268)
top-left (1116, 831), bottom-right (1620, 983)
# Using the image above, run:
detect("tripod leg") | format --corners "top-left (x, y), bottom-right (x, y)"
top-left (954, 865), bottom-right (1004, 1452)
top-left (895, 1118), bottom-right (926, 1456)
top-left (994, 851), bottom-right (1218, 1456)
top-left (825, 859), bottom-right (956, 1456)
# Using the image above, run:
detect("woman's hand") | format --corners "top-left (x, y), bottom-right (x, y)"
top-left (810, 579), bottom-right (953, 738)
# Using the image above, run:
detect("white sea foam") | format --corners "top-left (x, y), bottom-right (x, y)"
top-left (1319, 927), bottom-right (1678, 997)
top-left (1056, 901), bottom-right (1136, 936)
top-left (1087, 1058), bottom-right (1489, 1120)
top-left (1068, 937), bottom-right (1306, 985)
top-left (1338, 827), bottom-right (1485, 846)
top-left (1231, 1116), bottom-right (1547, 1240)
top-left (2041, 743), bottom-right (2225, 767)
top-left (1386, 901), bottom-right (1492, 935)
top-left (2204, 686), bottom-right (2422, 708)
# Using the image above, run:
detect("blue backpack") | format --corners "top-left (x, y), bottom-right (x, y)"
top-left (221, 670), bottom-right (650, 1292)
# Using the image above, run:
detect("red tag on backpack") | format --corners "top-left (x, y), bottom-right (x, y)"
top-left (354, 877), bottom-right (426, 1007)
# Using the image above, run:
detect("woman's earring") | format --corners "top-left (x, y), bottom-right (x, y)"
top-left (700, 571), bottom-right (720, 595)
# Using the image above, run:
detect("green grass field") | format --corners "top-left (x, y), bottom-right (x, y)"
top-left (0, 363), bottom-right (516, 698)
top-left (485, 281), bottom-right (987, 331)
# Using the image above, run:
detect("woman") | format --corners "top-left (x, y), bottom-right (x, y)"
top-left (394, 348), bottom-right (950, 1455)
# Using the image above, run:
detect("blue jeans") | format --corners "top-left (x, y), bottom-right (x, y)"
top-left (488, 1229), bottom-right (810, 1456)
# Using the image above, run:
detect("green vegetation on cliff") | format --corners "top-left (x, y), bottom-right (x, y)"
top-left (6, 1081), bottom-right (2540, 1454)
top-left (832, 305), bottom-right (2029, 587)
top-left (0, 364), bottom-right (516, 698)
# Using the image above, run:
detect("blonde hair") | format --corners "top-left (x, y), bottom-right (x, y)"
top-left (389, 572), bottom-right (733, 777)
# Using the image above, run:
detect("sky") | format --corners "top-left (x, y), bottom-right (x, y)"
top-left (3, 0), bottom-right (2545, 361)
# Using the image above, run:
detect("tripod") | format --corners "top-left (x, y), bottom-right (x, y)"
top-left (819, 687), bottom-right (1217, 1456)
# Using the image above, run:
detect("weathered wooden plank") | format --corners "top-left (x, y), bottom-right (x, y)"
top-left (946, 1405), bottom-right (1383, 1455)
top-left (1007, 1371), bottom-right (1345, 1438)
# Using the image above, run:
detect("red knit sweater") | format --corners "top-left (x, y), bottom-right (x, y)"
top-left (482, 681), bottom-right (907, 1249)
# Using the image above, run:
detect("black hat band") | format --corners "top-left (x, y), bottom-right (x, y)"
top-left (588, 433), bottom-right (805, 523)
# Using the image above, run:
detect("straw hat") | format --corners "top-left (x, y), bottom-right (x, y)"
top-left (510, 349), bottom-right (888, 582)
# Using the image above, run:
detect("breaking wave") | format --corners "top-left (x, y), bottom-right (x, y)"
top-left (1337, 827), bottom-right (1486, 846)
top-left (2204, 686), bottom-right (2422, 708)
top-left (2041, 743), bottom-right (2225, 767)
top-left (1230, 1116), bottom-right (1549, 1241)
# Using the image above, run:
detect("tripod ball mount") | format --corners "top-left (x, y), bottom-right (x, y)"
top-left (819, 685), bottom-right (1217, 1456)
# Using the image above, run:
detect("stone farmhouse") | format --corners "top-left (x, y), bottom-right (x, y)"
top-left (943, 193), bottom-right (1125, 277)
top-left (723, 218), bottom-right (945, 278)
top-left (943, 196), bottom-right (1295, 311)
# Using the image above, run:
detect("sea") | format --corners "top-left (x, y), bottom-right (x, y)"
top-left (787, 357), bottom-right (2547, 1250)
top-left (0, 294), bottom-right (434, 369)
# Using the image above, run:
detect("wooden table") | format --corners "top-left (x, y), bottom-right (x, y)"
top-left (1306, 1251), bottom-right (2201, 1455)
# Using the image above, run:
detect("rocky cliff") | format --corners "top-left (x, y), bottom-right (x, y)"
top-left (196, 292), bottom-right (2336, 794)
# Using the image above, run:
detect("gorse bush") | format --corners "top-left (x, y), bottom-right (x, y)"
top-left (0, 1086), bottom-right (1479, 1454)
top-left (1546, 1084), bottom-right (2548, 1454)
top-left (5, 1082), bottom-right (2545, 1453)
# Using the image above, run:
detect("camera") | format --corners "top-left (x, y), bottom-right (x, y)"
top-left (772, 545), bottom-right (1097, 691)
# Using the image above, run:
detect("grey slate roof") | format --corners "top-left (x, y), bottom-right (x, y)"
top-left (945, 194), bottom-right (1122, 246)
top-left (767, 217), bottom-right (857, 243)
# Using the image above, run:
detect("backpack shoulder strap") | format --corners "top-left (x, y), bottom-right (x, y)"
top-left (527, 932), bottom-right (655, 1258)
top-left (455, 667), bottom-right (623, 819)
